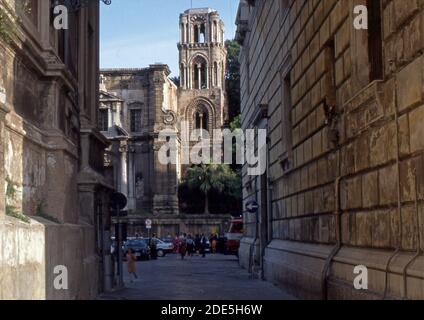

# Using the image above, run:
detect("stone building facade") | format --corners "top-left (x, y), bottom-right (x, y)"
top-left (0, 0), bottom-right (113, 299)
top-left (236, 0), bottom-right (424, 299)
top-left (99, 8), bottom-right (231, 237)
top-left (100, 65), bottom-right (180, 217)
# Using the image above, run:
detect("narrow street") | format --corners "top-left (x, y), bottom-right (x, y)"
top-left (2, 0), bottom-right (424, 303)
top-left (100, 254), bottom-right (295, 300)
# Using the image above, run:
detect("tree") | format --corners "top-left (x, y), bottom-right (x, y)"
top-left (225, 40), bottom-right (241, 122)
top-left (183, 163), bottom-right (237, 214)
top-left (230, 114), bottom-right (241, 131)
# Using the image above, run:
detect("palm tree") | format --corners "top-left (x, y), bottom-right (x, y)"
top-left (184, 163), bottom-right (233, 214)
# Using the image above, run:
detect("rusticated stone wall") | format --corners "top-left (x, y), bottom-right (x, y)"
top-left (237, 0), bottom-right (424, 299)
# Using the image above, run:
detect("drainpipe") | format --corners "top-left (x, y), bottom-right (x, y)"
top-left (383, 77), bottom-right (403, 299)
top-left (321, 148), bottom-right (342, 300)
top-left (401, 171), bottom-right (422, 299)
top-left (247, 176), bottom-right (258, 277)
top-left (262, 136), bottom-right (272, 281)
top-left (254, 175), bottom-right (259, 276)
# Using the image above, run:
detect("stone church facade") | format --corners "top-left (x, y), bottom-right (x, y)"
top-left (0, 1), bottom-right (112, 299)
top-left (99, 8), bottom-right (231, 237)
top-left (236, 0), bottom-right (424, 299)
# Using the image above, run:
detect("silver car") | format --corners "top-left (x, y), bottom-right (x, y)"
top-left (145, 238), bottom-right (174, 257)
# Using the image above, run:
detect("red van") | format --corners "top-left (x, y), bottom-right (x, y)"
top-left (225, 218), bottom-right (243, 255)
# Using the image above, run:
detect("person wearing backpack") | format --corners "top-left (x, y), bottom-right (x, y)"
top-left (186, 235), bottom-right (195, 257)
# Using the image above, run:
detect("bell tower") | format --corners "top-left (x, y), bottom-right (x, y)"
top-left (179, 8), bottom-right (226, 91)
top-left (178, 8), bottom-right (228, 132)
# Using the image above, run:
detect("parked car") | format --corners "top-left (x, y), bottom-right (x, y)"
top-left (144, 237), bottom-right (174, 257)
top-left (161, 237), bottom-right (173, 244)
top-left (123, 239), bottom-right (150, 260)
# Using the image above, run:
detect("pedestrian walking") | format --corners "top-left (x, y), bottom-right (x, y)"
top-left (172, 234), bottom-right (180, 253)
top-left (210, 233), bottom-right (218, 254)
top-left (200, 234), bottom-right (207, 258)
top-left (150, 235), bottom-right (158, 260)
top-left (187, 235), bottom-right (195, 257)
top-left (126, 249), bottom-right (138, 282)
top-left (195, 234), bottom-right (201, 256)
top-left (180, 235), bottom-right (187, 260)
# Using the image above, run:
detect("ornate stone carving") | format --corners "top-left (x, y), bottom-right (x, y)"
top-left (163, 109), bottom-right (177, 125)
top-left (190, 15), bottom-right (206, 23)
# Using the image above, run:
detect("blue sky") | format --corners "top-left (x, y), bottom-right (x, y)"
top-left (100, 0), bottom-right (239, 76)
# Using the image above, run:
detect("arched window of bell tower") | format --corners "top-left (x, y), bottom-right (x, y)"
top-left (195, 110), bottom-right (208, 131)
top-left (192, 56), bottom-right (208, 89)
top-left (200, 24), bottom-right (206, 43)
top-left (194, 24), bottom-right (206, 43)
top-left (194, 25), bottom-right (199, 43)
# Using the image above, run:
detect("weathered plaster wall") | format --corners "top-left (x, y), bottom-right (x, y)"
top-left (0, 218), bottom-right (45, 300)
top-left (0, 1), bottom-right (105, 300)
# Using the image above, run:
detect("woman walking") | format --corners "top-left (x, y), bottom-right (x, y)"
top-left (210, 233), bottom-right (218, 254)
top-left (126, 248), bottom-right (138, 282)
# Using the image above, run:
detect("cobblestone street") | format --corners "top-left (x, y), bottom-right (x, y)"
top-left (100, 254), bottom-right (295, 300)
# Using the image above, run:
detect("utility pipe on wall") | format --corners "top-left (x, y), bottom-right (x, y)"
top-left (321, 148), bottom-right (342, 300)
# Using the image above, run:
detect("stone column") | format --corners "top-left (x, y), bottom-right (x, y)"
top-left (190, 66), bottom-right (193, 89)
top-left (107, 107), bottom-right (112, 129)
top-left (187, 67), bottom-right (190, 90)
top-left (182, 66), bottom-right (186, 89)
top-left (128, 147), bottom-right (135, 210)
top-left (198, 64), bottom-right (202, 89)
top-left (115, 103), bottom-right (121, 127)
top-left (189, 24), bottom-right (193, 43)
top-left (210, 23), bottom-right (213, 43)
top-left (119, 144), bottom-right (128, 199)
top-left (206, 65), bottom-right (209, 89)
top-left (0, 102), bottom-right (9, 218)
top-left (180, 65), bottom-right (184, 88)
top-left (205, 20), bottom-right (210, 43)
top-left (216, 63), bottom-right (220, 88)
top-left (184, 66), bottom-right (187, 88)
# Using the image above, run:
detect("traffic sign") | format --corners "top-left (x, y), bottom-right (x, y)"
top-left (145, 219), bottom-right (152, 228)
top-left (245, 200), bottom-right (259, 213)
